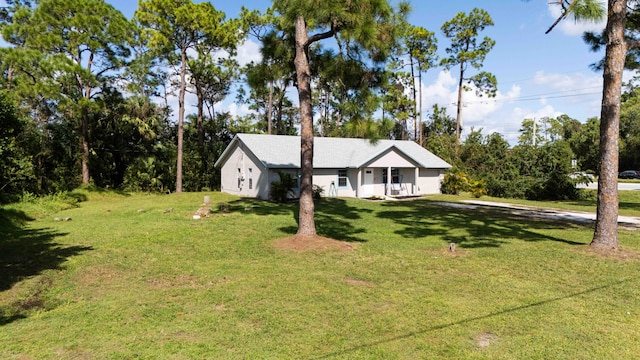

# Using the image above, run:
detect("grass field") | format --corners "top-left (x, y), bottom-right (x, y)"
top-left (1, 190), bottom-right (639, 359)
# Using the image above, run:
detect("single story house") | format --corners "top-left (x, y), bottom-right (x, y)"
top-left (214, 133), bottom-right (452, 199)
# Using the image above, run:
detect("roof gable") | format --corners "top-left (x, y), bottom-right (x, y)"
top-left (365, 147), bottom-right (416, 168)
top-left (215, 134), bottom-right (452, 169)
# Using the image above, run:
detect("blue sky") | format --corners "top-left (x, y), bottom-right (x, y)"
top-left (5, 0), bottom-right (611, 143)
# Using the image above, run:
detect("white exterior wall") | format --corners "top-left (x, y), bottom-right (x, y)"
top-left (313, 168), bottom-right (357, 198)
top-left (366, 149), bottom-right (415, 168)
top-left (417, 168), bottom-right (445, 194)
top-left (219, 144), bottom-right (268, 199)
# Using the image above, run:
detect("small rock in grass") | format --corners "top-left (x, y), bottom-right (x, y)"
top-left (195, 207), bottom-right (212, 218)
top-left (64, 217), bottom-right (72, 221)
top-left (54, 217), bottom-right (62, 222)
top-left (192, 215), bottom-right (201, 220)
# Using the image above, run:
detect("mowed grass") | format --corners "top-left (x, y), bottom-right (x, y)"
top-left (1, 191), bottom-right (639, 359)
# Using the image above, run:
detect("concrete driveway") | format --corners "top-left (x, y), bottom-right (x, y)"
top-left (434, 200), bottom-right (640, 230)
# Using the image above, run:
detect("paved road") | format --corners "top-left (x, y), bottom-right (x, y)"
top-left (578, 181), bottom-right (640, 191)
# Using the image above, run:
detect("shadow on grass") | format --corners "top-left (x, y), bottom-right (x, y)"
top-left (216, 197), bottom-right (588, 246)
top-left (218, 197), bottom-right (295, 217)
top-left (313, 278), bottom-right (631, 359)
top-left (281, 198), bottom-right (372, 242)
top-left (0, 208), bottom-right (92, 325)
top-left (376, 199), bottom-right (586, 248)
top-left (620, 201), bottom-right (640, 215)
top-left (222, 197), bottom-right (371, 242)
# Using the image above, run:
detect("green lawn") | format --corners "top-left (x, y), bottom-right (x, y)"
top-left (1, 191), bottom-right (639, 359)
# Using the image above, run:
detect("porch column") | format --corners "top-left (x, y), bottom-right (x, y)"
top-left (414, 167), bottom-right (419, 195)
top-left (356, 168), bottom-right (361, 198)
top-left (387, 166), bottom-right (391, 196)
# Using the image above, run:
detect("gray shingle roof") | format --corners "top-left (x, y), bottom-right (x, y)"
top-left (215, 134), bottom-right (452, 169)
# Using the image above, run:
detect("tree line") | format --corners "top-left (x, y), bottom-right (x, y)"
top-left (0, 0), bottom-right (499, 201)
top-left (1, 0), bottom-right (639, 251)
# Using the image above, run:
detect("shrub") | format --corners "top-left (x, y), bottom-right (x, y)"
top-left (441, 169), bottom-right (469, 195)
top-left (312, 185), bottom-right (324, 200)
top-left (468, 179), bottom-right (487, 198)
top-left (270, 171), bottom-right (297, 203)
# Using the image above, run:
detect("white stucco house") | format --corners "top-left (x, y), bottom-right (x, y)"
top-left (214, 133), bottom-right (452, 200)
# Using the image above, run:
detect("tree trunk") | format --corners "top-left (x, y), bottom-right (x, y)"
top-left (455, 61), bottom-right (464, 144)
top-left (81, 112), bottom-right (90, 185)
top-left (81, 52), bottom-right (95, 186)
top-left (324, 90), bottom-right (329, 135)
top-left (268, 79), bottom-right (273, 135)
top-left (277, 88), bottom-right (285, 134)
top-left (410, 55), bottom-right (417, 141)
top-left (7, 66), bottom-right (13, 90)
top-left (591, 0), bottom-right (627, 251)
top-left (294, 16), bottom-right (317, 236)
top-left (418, 63), bottom-right (423, 146)
top-left (196, 83), bottom-right (206, 190)
top-left (176, 47), bottom-right (187, 193)
top-left (197, 84), bottom-right (205, 151)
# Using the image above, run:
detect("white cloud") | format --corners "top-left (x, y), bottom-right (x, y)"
top-left (533, 70), bottom-right (601, 91)
top-left (547, 2), bottom-right (606, 36)
top-left (419, 70), bottom-right (522, 134)
top-left (225, 102), bottom-right (252, 117)
top-left (532, 70), bottom-right (603, 117)
top-left (418, 70), bottom-right (539, 144)
top-left (235, 39), bottom-right (262, 66)
top-left (420, 70), bottom-right (457, 105)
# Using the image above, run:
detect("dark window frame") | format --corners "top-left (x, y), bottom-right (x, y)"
top-left (338, 169), bottom-right (348, 188)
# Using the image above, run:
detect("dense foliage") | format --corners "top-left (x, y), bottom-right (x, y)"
top-left (433, 114), bottom-right (602, 201)
top-left (1, 0), bottom-right (639, 204)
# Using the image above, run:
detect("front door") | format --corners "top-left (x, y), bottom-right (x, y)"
top-left (362, 168), bottom-right (374, 196)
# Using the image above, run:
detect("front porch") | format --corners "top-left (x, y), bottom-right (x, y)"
top-left (356, 167), bottom-right (420, 198)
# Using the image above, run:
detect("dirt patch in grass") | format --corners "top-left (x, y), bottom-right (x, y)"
top-left (343, 278), bottom-right (375, 287)
top-left (13, 277), bottom-right (53, 312)
top-left (274, 235), bottom-right (355, 252)
top-left (580, 246), bottom-right (639, 261)
top-left (475, 332), bottom-right (498, 348)
top-left (77, 265), bottom-right (124, 287)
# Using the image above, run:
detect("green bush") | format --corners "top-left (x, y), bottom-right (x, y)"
top-left (270, 171), bottom-right (298, 203)
top-left (441, 169), bottom-right (469, 195)
top-left (312, 185), bottom-right (324, 200)
top-left (468, 179), bottom-right (487, 198)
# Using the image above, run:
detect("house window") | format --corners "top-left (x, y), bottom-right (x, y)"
top-left (383, 168), bottom-right (400, 184)
top-left (338, 169), bottom-right (348, 188)
top-left (237, 168), bottom-right (242, 188)
top-left (248, 168), bottom-right (253, 190)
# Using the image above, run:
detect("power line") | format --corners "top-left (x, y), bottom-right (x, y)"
top-left (510, 86), bottom-right (601, 100)
top-left (462, 90), bottom-right (601, 105)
